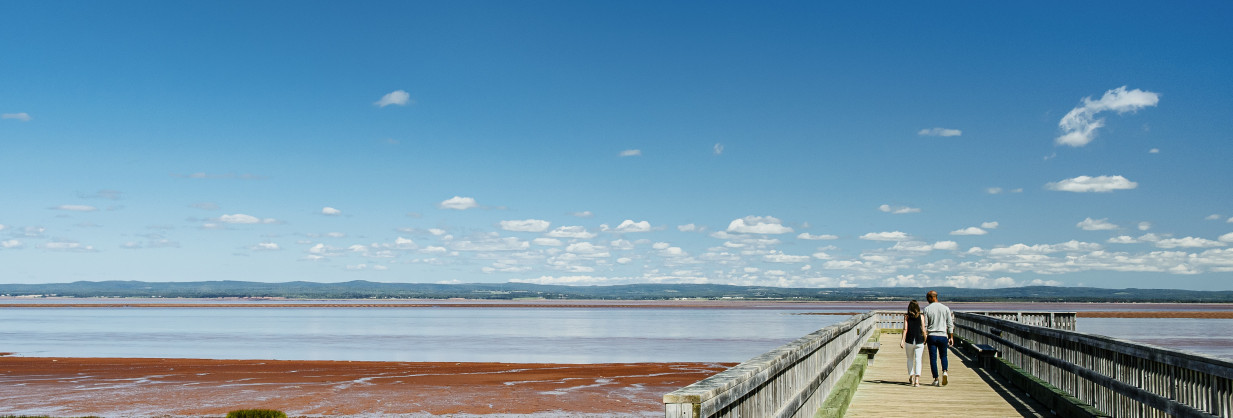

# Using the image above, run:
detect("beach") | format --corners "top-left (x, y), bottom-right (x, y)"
top-left (4, 302), bottom-right (1232, 416)
top-left (0, 356), bottom-right (731, 417)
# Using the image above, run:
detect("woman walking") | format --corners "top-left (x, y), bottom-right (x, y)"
top-left (900, 300), bottom-right (928, 387)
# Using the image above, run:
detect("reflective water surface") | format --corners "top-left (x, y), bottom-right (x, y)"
top-left (2, 302), bottom-right (1231, 363)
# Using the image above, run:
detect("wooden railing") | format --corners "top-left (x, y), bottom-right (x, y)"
top-left (956, 312), bottom-right (1233, 417)
top-left (663, 312), bottom-right (877, 418)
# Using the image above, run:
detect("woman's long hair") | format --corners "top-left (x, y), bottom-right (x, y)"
top-left (907, 300), bottom-right (922, 319)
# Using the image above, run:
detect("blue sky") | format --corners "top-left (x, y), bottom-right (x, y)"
top-left (3, 1), bottom-right (1232, 289)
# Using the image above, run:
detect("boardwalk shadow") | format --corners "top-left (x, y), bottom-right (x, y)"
top-left (948, 346), bottom-right (1050, 418)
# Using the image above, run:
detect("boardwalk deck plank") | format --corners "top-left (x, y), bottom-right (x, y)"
top-left (845, 340), bottom-right (1049, 418)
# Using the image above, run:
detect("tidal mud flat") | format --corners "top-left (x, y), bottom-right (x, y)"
top-left (0, 357), bottom-right (732, 417)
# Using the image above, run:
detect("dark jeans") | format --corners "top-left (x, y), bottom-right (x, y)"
top-left (927, 335), bottom-right (949, 379)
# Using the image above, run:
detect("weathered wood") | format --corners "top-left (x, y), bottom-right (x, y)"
top-left (956, 312), bottom-right (1233, 418)
top-left (663, 312), bottom-right (876, 418)
top-left (845, 342), bottom-right (1048, 417)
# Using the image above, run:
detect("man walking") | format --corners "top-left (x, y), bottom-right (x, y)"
top-left (922, 290), bottom-right (954, 386)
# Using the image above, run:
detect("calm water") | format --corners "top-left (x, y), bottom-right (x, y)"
top-left (2, 302), bottom-right (1231, 363)
top-left (0, 307), bottom-right (843, 363)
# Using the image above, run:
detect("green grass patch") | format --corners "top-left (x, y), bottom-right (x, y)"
top-left (226, 410), bottom-right (287, 418)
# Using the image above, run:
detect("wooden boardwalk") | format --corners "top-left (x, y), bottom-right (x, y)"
top-left (845, 338), bottom-right (1050, 417)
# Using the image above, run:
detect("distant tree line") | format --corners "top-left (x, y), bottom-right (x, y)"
top-left (2, 280), bottom-right (1233, 302)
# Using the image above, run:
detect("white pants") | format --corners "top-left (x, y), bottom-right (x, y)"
top-left (905, 342), bottom-right (925, 376)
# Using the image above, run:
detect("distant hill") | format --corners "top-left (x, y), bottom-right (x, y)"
top-left (1, 280), bottom-right (1232, 302)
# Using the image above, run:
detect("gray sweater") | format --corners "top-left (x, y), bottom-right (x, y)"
top-left (923, 302), bottom-right (954, 337)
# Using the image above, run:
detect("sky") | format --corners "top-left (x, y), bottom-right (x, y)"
top-left (2, 1), bottom-right (1232, 290)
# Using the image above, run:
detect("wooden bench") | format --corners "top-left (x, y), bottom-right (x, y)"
top-left (859, 342), bottom-right (881, 362)
top-left (973, 343), bottom-right (999, 368)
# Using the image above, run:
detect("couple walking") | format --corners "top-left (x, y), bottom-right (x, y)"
top-left (898, 290), bottom-right (954, 387)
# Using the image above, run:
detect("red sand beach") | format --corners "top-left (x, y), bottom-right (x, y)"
top-left (0, 356), bottom-right (732, 416)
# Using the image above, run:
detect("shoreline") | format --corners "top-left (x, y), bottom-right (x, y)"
top-left (0, 356), bottom-right (733, 417)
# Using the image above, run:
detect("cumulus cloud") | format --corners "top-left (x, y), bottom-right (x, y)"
top-left (449, 236), bottom-right (529, 252)
top-left (533, 237), bottom-right (563, 246)
top-left (546, 226), bottom-right (597, 239)
top-left (1046, 175), bottom-right (1138, 193)
top-left (861, 231), bottom-right (910, 241)
top-left (1056, 86), bottom-right (1160, 147)
top-left (439, 196), bottom-right (478, 210)
top-left (500, 219), bottom-right (551, 232)
top-left (2, 112), bottom-right (31, 122)
top-left (1154, 237), bottom-right (1226, 249)
top-left (879, 204), bottom-right (921, 214)
top-left (619, 149), bottom-right (642, 157)
top-left (797, 232), bottom-right (839, 240)
top-left (252, 242), bottom-right (281, 251)
top-left (612, 220), bottom-right (651, 233)
top-left (218, 214), bottom-right (278, 224)
top-left (917, 127), bottom-right (962, 137)
top-left (764, 251), bottom-right (811, 263)
top-left (727, 216), bottom-right (793, 234)
top-left (322, 207), bottom-right (341, 216)
top-left (678, 224), bottom-right (698, 232)
top-left (1077, 217), bottom-right (1119, 231)
top-left (1138, 222), bottom-right (1152, 231)
top-left (52, 205), bottom-right (98, 212)
top-left (1220, 232), bottom-right (1233, 243)
top-left (950, 227), bottom-right (987, 236)
top-left (374, 90), bottom-right (411, 107)
top-left (981, 222), bottom-right (999, 229)
top-left (40, 241), bottom-right (96, 252)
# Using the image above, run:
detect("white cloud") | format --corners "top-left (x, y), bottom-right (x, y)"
top-left (219, 214), bottom-right (278, 224)
top-left (950, 227), bottom-right (987, 236)
top-left (1138, 222), bottom-right (1151, 231)
top-left (678, 224), bottom-right (698, 232)
top-left (933, 241), bottom-right (960, 251)
top-left (613, 220), bottom-right (651, 233)
top-left (981, 222), bottom-right (999, 229)
top-left (1077, 217), bottom-right (1119, 231)
top-left (619, 149), bottom-right (642, 157)
top-left (797, 232), bottom-right (838, 240)
top-left (322, 207), bottom-right (341, 216)
top-left (860, 231), bottom-right (910, 241)
top-left (565, 242), bottom-right (609, 257)
top-left (253, 242), bottom-right (280, 251)
top-left (1220, 232), bottom-right (1233, 243)
top-left (879, 204), bottom-right (921, 214)
top-left (1, 239), bottom-right (22, 249)
top-left (1046, 175), bottom-right (1138, 193)
top-left (1149, 148), bottom-right (1160, 154)
top-left (1205, 214), bottom-right (1222, 221)
top-left (917, 127), bottom-right (962, 137)
top-left (546, 226), bottom-right (597, 239)
top-left (439, 196), bottom-right (478, 210)
top-left (764, 251), bottom-right (811, 263)
top-left (533, 238), bottom-right (563, 246)
top-left (713, 143), bottom-right (724, 155)
top-left (450, 236), bottom-right (529, 252)
top-left (374, 90), bottom-right (411, 107)
top-left (571, 211), bottom-right (594, 218)
top-left (53, 204), bottom-right (98, 212)
top-left (2, 113), bottom-right (31, 122)
top-left (1108, 236), bottom-right (1139, 244)
top-left (986, 187), bottom-right (1003, 194)
top-left (1056, 86), bottom-right (1160, 147)
top-left (500, 219), bottom-right (551, 232)
top-left (1154, 237), bottom-right (1226, 249)
top-left (40, 241), bottom-right (96, 252)
top-left (727, 216), bottom-right (793, 234)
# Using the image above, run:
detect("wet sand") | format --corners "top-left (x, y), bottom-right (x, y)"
top-left (0, 357), bottom-right (732, 417)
